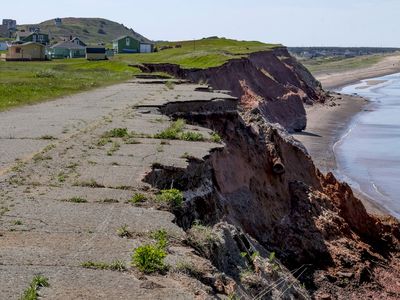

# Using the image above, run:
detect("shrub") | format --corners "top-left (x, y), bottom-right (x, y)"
top-left (211, 133), bottom-right (222, 143)
top-left (116, 224), bottom-right (132, 238)
top-left (81, 260), bottom-right (126, 272)
top-left (102, 128), bottom-right (129, 138)
top-left (21, 275), bottom-right (49, 300)
top-left (132, 244), bottom-right (167, 273)
top-left (129, 193), bottom-right (146, 204)
top-left (156, 189), bottom-right (183, 208)
top-left (65, 197), bottom-right (87, 203)
top-left (151, 229), bottom-right (168, 249)
top-left (180, 131), bottom-right (204, 141)
top-left (154, 119), bottom-right (185, 140)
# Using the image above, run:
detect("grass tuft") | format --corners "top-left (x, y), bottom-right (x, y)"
top-left (21, 275), bottom-right (49, 300)
top-left (156, 189), bottom-right (184, 208)
top-left (81, 260), bottom-right (127, 272)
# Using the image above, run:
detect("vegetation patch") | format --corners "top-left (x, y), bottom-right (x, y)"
top-left (211, 133), bottom-right (222, 143)
top-left (132, 244), bottom-right (167, 274)
top-left (65, 196), bottom-right (87, 203)
top-left (187, 221), bottom-right (218, 258)
top-left (129, 193), bottom-right (147, 204)
top-left (154, 119), bottom-right (204, 141)
top-left (81, 260), bottom-right (126, 272)
top-left (102, 128), bottom-right (129, 138)
top-left (156, 189), bottom-right (184, 208)
top-left (21, 275), bottom-right (49, 300)
top-left (116, 224), bottom-right (132, 238)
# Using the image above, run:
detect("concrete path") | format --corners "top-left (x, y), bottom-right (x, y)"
top-left (0, 80), bottom-right (235, 299)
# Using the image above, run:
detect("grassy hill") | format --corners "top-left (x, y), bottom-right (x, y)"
top-left (17, 17), bottom-right (151, 46)
top-left (117, 37), bottom-right (281, 69)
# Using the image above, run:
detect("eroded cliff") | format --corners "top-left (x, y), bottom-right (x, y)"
top-left (139, 47), bottom-right (325, 132)
top-left (140, 49), bottom-right (400, 299)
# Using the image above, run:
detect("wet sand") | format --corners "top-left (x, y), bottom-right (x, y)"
top-left (294, 88), bottom-right (391, 215)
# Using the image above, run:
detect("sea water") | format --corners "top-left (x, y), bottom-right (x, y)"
top-left (336, 73), bottom-right (400, 219)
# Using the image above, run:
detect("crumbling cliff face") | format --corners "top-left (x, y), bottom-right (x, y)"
top-left (141, 50), bottom-right (400, 299)
top-left (140, 47), bottom-right (325, 132)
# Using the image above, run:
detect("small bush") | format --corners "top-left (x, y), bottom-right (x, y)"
top-left (81, 260), bottom-right (126, 272)
top-left (165, 81), bottom-right (175, 90)
top-left (21, 275), bottom-right (49, 300)
top-left (156, 189), bottom-right (183, 208)
top-left (180, 131), bottom-right (204, 141)
top-left (129, 193), bottom-right (146, 204)
top-left (117, 224), bottom-right (132, 238)
top-left (211, 133), bottom-right (222, 143)
top-left (65, 197), bottom-right (87, 203)
top-left (151, 229), bottom-right (168, 249)
top-left (132, 244), bottom-right (167, 273)
top-left (154, 119), bottom-right (185, 140)
top-left (102, 128), bottom-right (129, 138)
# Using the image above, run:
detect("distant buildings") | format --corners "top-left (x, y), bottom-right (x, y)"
top-left (0, 19), bottom-right (17, 38)
top-left (3, 42), bottom-right (46, 61)
top-left (86, 47), bottom-right (107, 60)
top-left (113, 35), bottom-right (154, 54)
top-left (16, 32), bottom-right (50, 45)
top-left (49, 40), bottom-right (86, 59)
top-left (54, 18), bottom-right (62, 27)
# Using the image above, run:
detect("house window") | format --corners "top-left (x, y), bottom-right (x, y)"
top-left (16, 47), bottom-right (21, 53)
top-left (32, 35), bottom-right (37, 42)
top-left (126, 37), bottom-right (130, 46)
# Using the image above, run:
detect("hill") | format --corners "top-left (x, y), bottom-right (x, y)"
top-left (17, 17), bottom-right (152, 45)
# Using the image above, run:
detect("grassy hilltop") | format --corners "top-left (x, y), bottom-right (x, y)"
top-left (0, 37), bottom-right (280, 111)
top-left (17, 18), bottom-right (148, 46)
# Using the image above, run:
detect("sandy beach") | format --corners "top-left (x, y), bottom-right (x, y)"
top-left (316, 54), bottom-right (400, 90)
top-left (294, 72), bottom-right (399, 215)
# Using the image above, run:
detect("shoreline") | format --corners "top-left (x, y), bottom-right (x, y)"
top-left (315, 54), bottom-right (400, 90)
top-left (294, 75), bottom-right (399, 216)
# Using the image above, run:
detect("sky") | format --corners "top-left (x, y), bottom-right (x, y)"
top-left (2, 0), bottom-right (400, 47)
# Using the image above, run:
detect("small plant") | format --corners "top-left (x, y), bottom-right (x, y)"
top-left (180, 131), bottom-right (204, 141)
top-left (74, 179), bottom-right (104, 188)
top-left (211, 133), bottom-right (222, 143)
top-left (13, 220), bottom-right (23, 225)
top-left (65, 196), bottom-right (87, 203)
top-left (151, 229), bottom-right (168, 249)
top-left (154, 119), bottom-right (185, 140)
top-left (132, 244), bottom-right (167, 274)
top-left (129, 193), bottom-right (146, 204)
top-left (107, 141), bottom-right (120, 156)
top-left (81, 260), bottom-right (126, 272)
top-left (116, 224), bottom-right (132, 238)
top-left (97, 137), bottom-right (111, 146)
top-left (268, 251), bottom-right (276, 263)
top-left (39, 135), bottom-right (56, 140)
top-left (102, 128), bottom-right (129, 138)
top-left (21, 275), bottom-right (49, 300)
top-left (57, 172), bottom-right (67, 183)
top-left (156, 189), bottom-right (184, 208)
top-left (32, 153), bottom-right (51, 162)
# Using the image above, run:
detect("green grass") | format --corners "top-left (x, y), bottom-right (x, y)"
top-left (154, 119), bottom-right (204, 141)
top-left (156, 189), bottom-right (184, 208)
top-left (21, 275), bottom-right (49, 300)
top-left (81, 260), bottom-right (127, 272)
top-left (132, 244), bottom-right (167, 274)
top-left (115, 37), bottom-right (280, 69)
top-left (129, 193), bottom-right (147, 204)
top-left (303, 54), bottom-right (385, 74)
top-left (0, 59), bottom-right (139, 111)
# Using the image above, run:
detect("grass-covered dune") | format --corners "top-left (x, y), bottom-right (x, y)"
top-left (0, 38), bottom-right (280, 111)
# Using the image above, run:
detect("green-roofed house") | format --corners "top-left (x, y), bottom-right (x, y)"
top-left (16, 31), bottom-right (49, 45)
top-left (113, 34), bottom-right (154, 54)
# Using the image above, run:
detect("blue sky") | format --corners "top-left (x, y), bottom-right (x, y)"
top-left (2, 0), bottom-right (400, 47)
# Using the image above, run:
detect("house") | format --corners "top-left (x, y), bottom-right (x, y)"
top-left (54, 18), bottom-right (62, 27)
top-left (0, 19), bottom-right (16, 38)
top-left (113, 35), bottom-right (154, 54)
top-left (16, 31), bottom-right (49, 45)
top-left (70, 37), bottom-right (87, 47)
top-left (86, 47), bottom-right (107, 60)
top-left (49, 41), bottom-right (86, 59)
top-left (0, 41), bottom-right (9, 51)
top-left (3, 42), bottom-right (46, 61)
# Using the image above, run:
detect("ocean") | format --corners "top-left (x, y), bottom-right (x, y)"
top-left (336, 73), bottom-right (400, 218)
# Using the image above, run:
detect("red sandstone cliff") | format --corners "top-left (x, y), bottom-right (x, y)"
top-left (141, 49), bottom-right (400, 299)
top-left (140, 47), bottom-right (325, 132)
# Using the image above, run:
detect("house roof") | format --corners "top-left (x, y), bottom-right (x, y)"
top-left (10, 42), bottom-right (45, 48)
top-left (51, 41), bottom-right (86, 50)
top-left (17, 31), bottom-right (49, 38)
